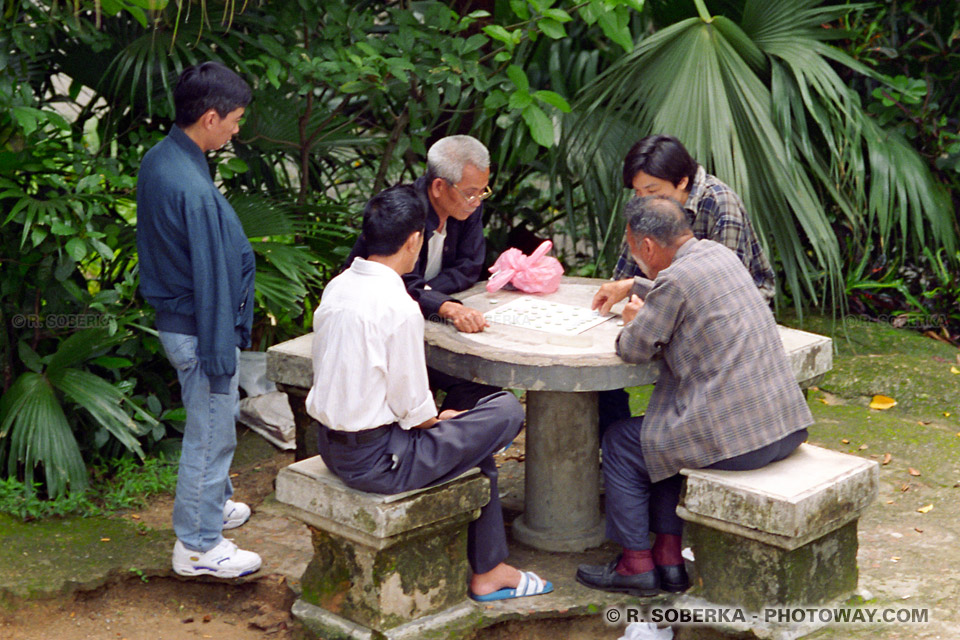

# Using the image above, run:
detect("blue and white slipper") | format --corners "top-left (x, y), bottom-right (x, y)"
top-left (469, 570), bottom-right (554, 602)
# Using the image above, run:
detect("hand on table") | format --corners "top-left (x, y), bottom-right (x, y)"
top-left (591, 279), bottom-right (634, 315)
top-left (439, 301), bottom-right (489, 333)
top-left (621, 294), bottom-right (644, 325)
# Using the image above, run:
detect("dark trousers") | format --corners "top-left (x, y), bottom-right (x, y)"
top-left (602, 416), bottom-right (808, 550)
top-left (317, 391), bottom-right (524, 574)
top-left (428, 366), bottom-right (501, 412)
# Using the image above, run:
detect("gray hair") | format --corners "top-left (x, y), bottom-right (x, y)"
top-left (625, 196), bottom-right (692, 246)
top-left (425, 135), bottom-right (490, 183)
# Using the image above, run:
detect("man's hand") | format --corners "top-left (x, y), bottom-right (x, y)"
top-left (439, 301), bottom-right (489, 333)
top-left (592, 279), bottom-right (634, 315)
top-left (439, 409), bottom-right (466, 420)
top-left (621, 294), bottom-right (644, 325)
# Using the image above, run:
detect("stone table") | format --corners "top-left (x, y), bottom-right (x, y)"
top-left (265, 277), bottom-right (833, 553)
top-left (422, 277), bottom-right (833, 552)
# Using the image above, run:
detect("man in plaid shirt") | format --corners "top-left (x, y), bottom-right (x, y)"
top-left (577, 196), bottom-right (811, 597)
top-left (595, 134), bottom-right (776, 434)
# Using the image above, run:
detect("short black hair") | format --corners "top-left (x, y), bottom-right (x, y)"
top-left (622, 134), bottom-right (698, 190)
top-left (625, 196), bottom-right (692, 246)
top-left (174, 62), bottom-right (252, 127)
top-left (361, 184), bottom-right (428, 257)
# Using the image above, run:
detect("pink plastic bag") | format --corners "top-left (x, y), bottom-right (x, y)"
top-left (486, 240), bottom-right (564, 294)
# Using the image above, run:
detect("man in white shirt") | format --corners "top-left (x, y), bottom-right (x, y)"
top-left (307, 185), bottom-right (553, 602)
top-left (344, 136), bottom-right (498, 412)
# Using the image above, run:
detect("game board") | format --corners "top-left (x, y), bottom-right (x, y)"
top-left (483, 296), bottom-right (614, 336)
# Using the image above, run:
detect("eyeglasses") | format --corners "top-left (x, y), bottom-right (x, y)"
top-left (447, 182), bottom-right (493, 204)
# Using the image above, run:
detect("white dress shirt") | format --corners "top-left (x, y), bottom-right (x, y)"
top-left (306, 258), bottom-right (437, 432)
top-left (422, 223), bottom-right (447, 282)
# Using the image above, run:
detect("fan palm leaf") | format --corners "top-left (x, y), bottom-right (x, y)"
top-left (0, 329), bottom-right (152, 497)
top-left (565, 0), bottom-right (957, 307)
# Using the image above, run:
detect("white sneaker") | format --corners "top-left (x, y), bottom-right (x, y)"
top-left (222, 499), bottom-right (251, 530)
top-left (172, 538), bottom-right (262, 578)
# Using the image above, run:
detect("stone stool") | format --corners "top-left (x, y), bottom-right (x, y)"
top-left (677, 444), bottom-right (879, 611)
top-left (275, 456), bottom-right (490, 639)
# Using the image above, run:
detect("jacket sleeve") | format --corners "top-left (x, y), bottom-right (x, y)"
top-left (616, 275), bottom-right (685, 364)
top-left (185, 193), bottom-right (238, 393)
top-left (401, 272), bottom-right (458, 320)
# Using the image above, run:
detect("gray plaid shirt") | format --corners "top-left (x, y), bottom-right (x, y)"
top-left (616, 238), bottom-right (811, 482)
top-left (613, 166), bottom-right (776, 301)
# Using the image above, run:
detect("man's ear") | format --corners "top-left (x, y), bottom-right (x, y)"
top-left (199, 108), bottom-right (219, 130)
top-left (405, 230), bottom-right (423, 253)
top-left (675, 176), bottom-right (689, 192)
top-left (429, 178), bottom-right (446, 199)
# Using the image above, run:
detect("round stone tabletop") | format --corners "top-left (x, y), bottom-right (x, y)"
top-left (423, 277), bottom-right (658, 392)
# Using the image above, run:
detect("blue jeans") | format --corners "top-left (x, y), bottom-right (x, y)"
top-left (159, 331), bottom-right (239, 552)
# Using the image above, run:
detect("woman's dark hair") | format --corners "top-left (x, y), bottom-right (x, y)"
top-left (622, 134), bottom-right (698, 190)
top-left (174, 62), bottom-right (252, 127)
top-left (361, 184), bottom-right (428, 256)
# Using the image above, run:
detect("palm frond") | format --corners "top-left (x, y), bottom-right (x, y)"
top-left (0, 372), bottom-right (88, 497)
top-left (564, 0), bottom-right (956, 308)
top-left (51, 368), bottom-right (147, 459)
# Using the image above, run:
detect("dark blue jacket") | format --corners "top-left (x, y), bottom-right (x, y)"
top-left (136, 126), bottom-right (255, 393)
top-left (344, 175), bottom-right (485, 318)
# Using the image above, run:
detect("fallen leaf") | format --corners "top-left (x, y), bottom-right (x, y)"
top-left (915, 528), bottom-right (923, 533)
top-left (900, 483), bottom-right (910, 492)
top-left (203, 614), bottom-right (212, 623)
top-left (859, 444), bottom-right (869, 450)
top-left (917, 504), bottom-right (933, 514)
top-left (100, 538), bottom-right (111, 542)
top-left (841, 438), bottom-right (850, 444)
top-left (945, 412), bottom-right (952, 417)
top-left (886, 500), bottom-right (894, 504)
top-left (918, 421), bottom-right (931, 425)
top-left (819, 397), bottom-right (828, 404)
top-left (230, 473), bottom-right (239, 478)
top-left (870, 395), bottom-right (897, 410)
top-left (130, 514), bottom-right (140, 520)
top-left (882, 453), bottom-right (892, 465)
top-left (951, 366), bottom-right (960, 375)
top-left (891, 556), bottom-right (900, 563)
top-left (181, 618), bottom-right (194, 624)
top-left (908, 468), bottom-right (921, 476)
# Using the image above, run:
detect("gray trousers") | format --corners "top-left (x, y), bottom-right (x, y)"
top-left (602, 417), bottom-right (807, 550)
top-left (317, 391), bottom-right (524, 574)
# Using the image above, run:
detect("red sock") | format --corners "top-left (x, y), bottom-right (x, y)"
top-left (652, 533), bottom-right (683, 566)
top-left (616, 548), bottom-right (655, 575)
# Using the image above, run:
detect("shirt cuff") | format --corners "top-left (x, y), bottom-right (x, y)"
top-left (397, 396), bottom-right (438, 430)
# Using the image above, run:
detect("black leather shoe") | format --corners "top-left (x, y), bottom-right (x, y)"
top-left (656, 564), bottom-right (690, 592)
top-left (576, 557), bottom-right (660, 597)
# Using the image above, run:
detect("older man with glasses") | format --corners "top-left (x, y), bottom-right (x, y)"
top-left (345, 135), bottom-right (499, 412)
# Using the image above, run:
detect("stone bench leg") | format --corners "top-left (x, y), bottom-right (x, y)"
top-left (276, 457), bottom-right (490, 638)
top-left (685, 519), bottom-right (860, 611)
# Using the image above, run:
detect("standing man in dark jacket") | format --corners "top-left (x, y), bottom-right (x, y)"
top-left (137, 62), bottom-right (260, 579)
top-left (345, 135), bottom-right (498, 411)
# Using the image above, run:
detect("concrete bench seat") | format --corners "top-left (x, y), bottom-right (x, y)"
top-left (275, 456), bottom-right (490, 639)
top-left (677, 443), bottom-right (879, 611)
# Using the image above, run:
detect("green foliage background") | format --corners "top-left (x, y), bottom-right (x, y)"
top-left (0, 0), bottom-right (957, 498)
